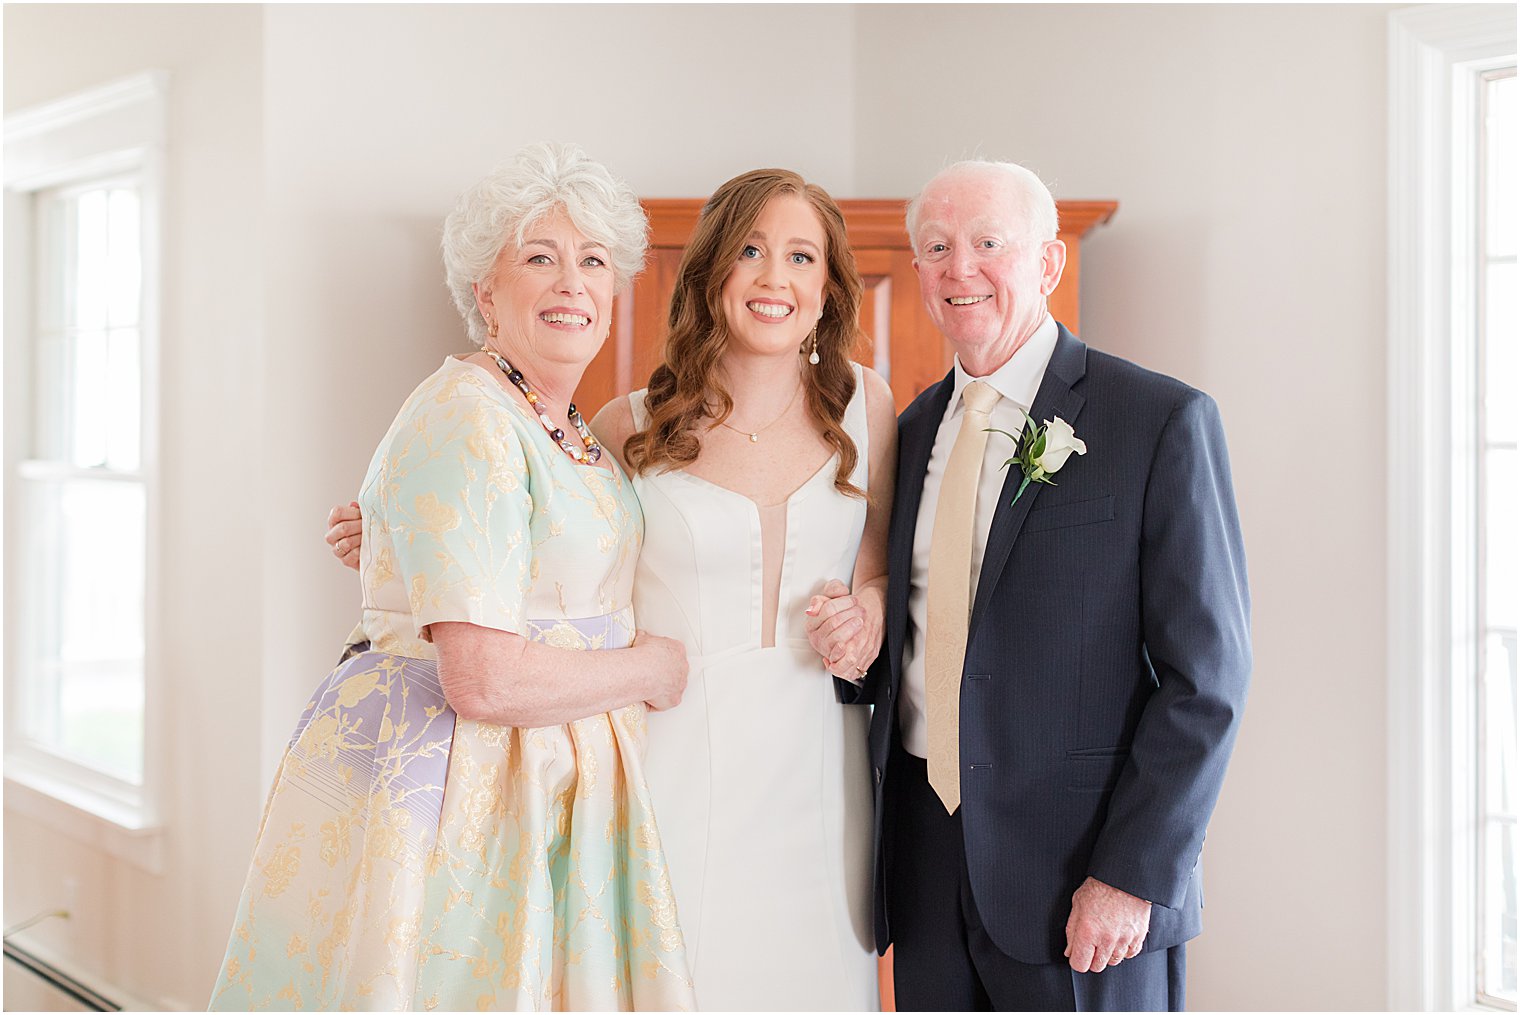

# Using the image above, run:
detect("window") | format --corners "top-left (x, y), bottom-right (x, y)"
top-left (1476, 67), bottom-right (1516, 1011)
top-left (3, 73), bottom-right (165, 846)
top-left (21, 178), bottom-right (148, 783)
top-left (1389, 6), bottom-right (1517, 1011)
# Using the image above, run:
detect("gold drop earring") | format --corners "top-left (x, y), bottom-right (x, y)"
top-left (807, 325), bottom-right (820, 366)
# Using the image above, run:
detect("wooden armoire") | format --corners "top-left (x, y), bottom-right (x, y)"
top-left (576, 198), bottom-right (1116, 417)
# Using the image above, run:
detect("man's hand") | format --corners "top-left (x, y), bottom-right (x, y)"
top-left (1064, 876), bottom-right (1152, 973)
top-left (326, 502), bottom-right (362, 571)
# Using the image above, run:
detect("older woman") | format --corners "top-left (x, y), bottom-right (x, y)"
top-left (212, 143), bottom-right (695, 1012)
top-left (326, 168), bottom-right (896, 1010)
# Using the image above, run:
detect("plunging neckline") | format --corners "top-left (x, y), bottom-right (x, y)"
top-left (672, 452), bottom-right (838, 509)
top-left (665, 456), bottom-right (838, 649)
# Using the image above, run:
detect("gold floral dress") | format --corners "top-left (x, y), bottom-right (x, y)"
top-left (211, 357), bottom-right (694, 1011)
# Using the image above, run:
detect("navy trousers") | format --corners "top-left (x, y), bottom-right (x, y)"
top-left (885, 748), bottom-right (1185, 1012)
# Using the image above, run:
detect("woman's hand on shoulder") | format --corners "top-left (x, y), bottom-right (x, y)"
top-left (326, 501), bottom-right (363, 571)
top-left (589, 395), bottom-right (636, 473)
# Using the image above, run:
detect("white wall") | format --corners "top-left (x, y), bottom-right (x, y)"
top-left (2, 4), bottom-right (265, 1008)
top-left (258, 2), bottom-right (861, 764)
top-left (854, 5), bottom-right (1394, 1009)
top-left (4, 4), bottom-right (1398, 1009)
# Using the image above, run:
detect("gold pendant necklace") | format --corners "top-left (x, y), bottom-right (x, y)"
top-left (716, 381), bottom-right (802, 444)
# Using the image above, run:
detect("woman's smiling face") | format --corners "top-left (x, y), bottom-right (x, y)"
top-left (720, 193), bottom-right (829, 358)
top-left (476, 207), bottom-right (616, 371)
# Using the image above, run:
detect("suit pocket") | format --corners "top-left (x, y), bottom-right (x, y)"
top-left (1023, 494), bottom-right (1115, 534)
top-left (1065, 745), bottom-right (1130, 793)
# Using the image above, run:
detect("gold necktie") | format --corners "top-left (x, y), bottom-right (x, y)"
top-left (926, 379), bottom-right (1002, 813)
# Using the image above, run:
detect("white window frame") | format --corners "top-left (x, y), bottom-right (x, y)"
top-left (1388, 5), bottom-right (1517, 1010)
top-left (3, 72), bottom-right (168, 870)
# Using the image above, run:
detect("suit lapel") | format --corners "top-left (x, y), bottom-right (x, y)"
top-left (968, 327), bottom-right (1089, 639)
top-left (887, 370), bottom-right (955, 676)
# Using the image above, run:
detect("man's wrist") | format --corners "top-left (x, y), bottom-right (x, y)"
top-left (1085, 876), bottom-right (1151, 906)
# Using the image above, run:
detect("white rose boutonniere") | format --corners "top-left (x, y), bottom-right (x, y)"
top-left (988, 412), bottom-right (1088, 506)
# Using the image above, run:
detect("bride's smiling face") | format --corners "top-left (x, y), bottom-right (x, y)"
top-left (720, 194), bottom-right (829, 358)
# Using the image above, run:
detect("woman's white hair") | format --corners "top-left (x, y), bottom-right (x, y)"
top-left (442, 142), bottom-right (648, 346)
top-left (905, 159), bottom-right (1059, 252)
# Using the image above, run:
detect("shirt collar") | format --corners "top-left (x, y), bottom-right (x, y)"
top-left (949, 313), bottom-right (1059, 418)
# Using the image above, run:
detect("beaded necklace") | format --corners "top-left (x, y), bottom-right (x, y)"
top-left (484, 349), bottom-right (603, 465)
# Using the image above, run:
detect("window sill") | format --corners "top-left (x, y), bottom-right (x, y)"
top-left (3, 764), bottom-right (163, 873)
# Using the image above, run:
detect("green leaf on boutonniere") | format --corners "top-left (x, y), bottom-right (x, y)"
top-left (985, 410), bottom-right (1088, 507)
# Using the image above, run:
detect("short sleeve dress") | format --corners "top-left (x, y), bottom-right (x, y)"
top-left (210, 356), bottom-right (694, 1011)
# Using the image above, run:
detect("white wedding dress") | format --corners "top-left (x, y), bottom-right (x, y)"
top-left (629, 365), bottom-right (878, 1012)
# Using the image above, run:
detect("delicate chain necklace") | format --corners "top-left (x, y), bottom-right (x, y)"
top-left (716, 381), bottom-right (803, 444)
top-left (484, 349), bottom-right (602, 465)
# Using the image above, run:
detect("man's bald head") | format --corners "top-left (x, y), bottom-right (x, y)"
top-left (906, 160), bottom-right (1059, 255)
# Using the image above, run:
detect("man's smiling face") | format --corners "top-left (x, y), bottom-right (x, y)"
top-left (911, 165), bottom-right (1065, 375)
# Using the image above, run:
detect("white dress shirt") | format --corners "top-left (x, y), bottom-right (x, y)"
top-left (899, 314), bottom-right (1060, 758)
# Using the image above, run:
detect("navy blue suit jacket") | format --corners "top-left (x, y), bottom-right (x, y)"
top-left (859, 324), bottom-right (1251, 965)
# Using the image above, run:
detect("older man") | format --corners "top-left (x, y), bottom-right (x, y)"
top-left (862, 161), bottom-right (1251, 1010)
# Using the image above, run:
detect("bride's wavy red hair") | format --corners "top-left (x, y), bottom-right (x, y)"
top-left (624, 169), bottom-right (866, 498)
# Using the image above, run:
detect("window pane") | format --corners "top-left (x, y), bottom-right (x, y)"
top-left (1488, 261), bottom-right (1517, 445)
top-left (106, 188), bottom-right (140, 328)
top-left (54, 659), bottom-right (144, 783)
top-left (1482, 818), bottom-right (1517, 1003)
top-left (73, 189), bottom-right (110, 331)
top-left (1487, 73), bottom-right (1516, 258)
top-left (1487, 448), bottom-right (1518, 626)
top-left (106, 328), bottom-right (141, 471)
top-left (69, 329), bottom-right (109, 468)
top-left (23, 478), bottom-right (145, 783)
top-left (1486, 630), bottom-right (1518, 819)
top-left (33, 182), bottom-right (143, 471)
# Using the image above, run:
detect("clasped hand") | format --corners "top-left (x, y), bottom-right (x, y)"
top-left (804, 579), bottom-right (883, 682)
top-left (1064, 876), bottom-right (1152, 972)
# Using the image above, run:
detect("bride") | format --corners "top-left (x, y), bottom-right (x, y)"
top-left (329, 166), bottom-right (896, 1010)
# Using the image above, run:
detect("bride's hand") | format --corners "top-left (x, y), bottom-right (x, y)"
top-left (805, 579), bottom-right (883, 682)
top-left (326, 502), bottom-right (363, 571)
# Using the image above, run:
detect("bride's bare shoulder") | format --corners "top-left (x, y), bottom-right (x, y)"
top-left (589, 394), bottom-right (638, 471)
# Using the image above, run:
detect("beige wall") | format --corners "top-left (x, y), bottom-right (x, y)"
top-left (854, 5), bottom-right (1393, 1009)
top-left (2, 4), bottom-right (265, 1008)
top-left (4, 4), bottom-right (1396, 1009)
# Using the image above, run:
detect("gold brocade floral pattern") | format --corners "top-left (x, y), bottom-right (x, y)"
top-left (210, 358), bottom-right (692, 1011)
